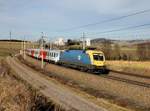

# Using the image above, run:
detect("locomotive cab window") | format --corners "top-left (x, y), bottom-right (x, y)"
top-left (93, 53), bottom-right (104, 61)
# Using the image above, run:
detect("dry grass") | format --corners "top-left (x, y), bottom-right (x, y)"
top-left (106, 60), bottom-right (150, 77)
top-left (0, 42), bottom-right (21, 50)
top-left (0, 60), bottom-right (66, 111)
top-left (0, 42), bottom-right (31, 110)
top-left (0, 77), bottom-right (32, 111)
top-left (0, 41), bottom-right (21, 57)
top-left (106, 61), bottom-right (150, 69)
top-left (0, 41), bottom-right (38, 58)
top-left (0, 71), bottom-right (32, 111)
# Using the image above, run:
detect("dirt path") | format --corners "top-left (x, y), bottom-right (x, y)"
top-left (6, 56), bottom-right (107, 111)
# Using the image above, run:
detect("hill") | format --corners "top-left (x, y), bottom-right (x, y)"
top-left (91, 38), bottom-right (150, 46)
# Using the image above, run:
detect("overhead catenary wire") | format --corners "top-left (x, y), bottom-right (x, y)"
top-left (88, 23), bottom-right (150, 36)
top-left (59, 9), bottom-right (150, 32)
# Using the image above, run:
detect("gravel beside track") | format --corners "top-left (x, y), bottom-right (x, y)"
top-left (6, 56), bottom-right (108, 111)
top-left (23, 56), bottom-right (150, 110)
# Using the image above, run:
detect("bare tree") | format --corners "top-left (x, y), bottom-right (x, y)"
top-left (146, 43), bottom-right (150, 60)
top-left (101, 40), bottom-right (112, 60)
top-left (137, 43), bottom-right (147, 60)
top-left (113, 43), bottom-right (121, 60)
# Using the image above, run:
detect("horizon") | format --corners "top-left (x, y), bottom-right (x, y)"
top-left (0, 37), bottom-right (150, 42)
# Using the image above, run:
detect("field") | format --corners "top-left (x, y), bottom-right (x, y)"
top-left (106, 61), bottom-right (150, 77)
top-left (0, 41), bottom-right (39, 58)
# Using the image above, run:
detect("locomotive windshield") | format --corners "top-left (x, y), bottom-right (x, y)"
top-left (93, 53), bottom-right (104, 61)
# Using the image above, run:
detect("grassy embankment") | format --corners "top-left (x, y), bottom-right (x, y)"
top-left (0, 64), bottom-right (33, 110)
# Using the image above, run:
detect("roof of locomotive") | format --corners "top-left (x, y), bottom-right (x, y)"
top-left (64, 49), bottom-right (104, 54)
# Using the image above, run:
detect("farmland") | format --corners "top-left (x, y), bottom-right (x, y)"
top-left (106, 61), bottom-right (150, 77)
top-left (0, 41), bottom-right (21, 57)
top-left (0, 41), bottom-right (38, 57)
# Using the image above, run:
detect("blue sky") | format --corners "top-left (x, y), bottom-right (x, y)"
top-left (0, 0), bottom-right (150, 41)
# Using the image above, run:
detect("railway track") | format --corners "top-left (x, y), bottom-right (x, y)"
top-left (100, 75), bottom-right (150, 88)
top-left (110, 70), bottom-right (150, 79)
top-left (58, 64), bottom-right (150, 88)
top-left (77, 66), bottom-right (150, 88)
top-left (65, 67), bottom-right (150, 88)
top-left (18, 55), bottom-right (150, 88)
top-left (78, 66), bottom-right (150, 88)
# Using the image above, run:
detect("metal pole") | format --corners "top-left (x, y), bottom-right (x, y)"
top-left (82, 32), bottom-right (85, 50)
top-left (41, 32), bottom-right (44, 69)
top-left (21, 38), bottom-right (23, 54)
top-left (49, 40), bottom-right (51, 50)
top-left (49, 38), bottom-right (52, 50)
top-left (32, 41), bottom-right (34, 48)
top-left (23, 36), bottom-right (26, 59)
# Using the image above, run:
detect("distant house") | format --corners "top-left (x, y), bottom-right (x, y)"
top-left (85, 38), bottom-right (91, 46)
top-left (54, 38), bottom-right (65, 46)
top-left (81, 38), bottom-right (91, 47)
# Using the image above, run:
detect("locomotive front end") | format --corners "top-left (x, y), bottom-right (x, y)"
top-left (86, 50), bottom-right (106, 70)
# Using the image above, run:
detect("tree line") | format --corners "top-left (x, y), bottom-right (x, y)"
top-left (100, 40), bottom-right (150, 61)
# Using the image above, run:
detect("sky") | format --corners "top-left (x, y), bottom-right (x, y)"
top-left (0, 0), bottom-right (150, 41)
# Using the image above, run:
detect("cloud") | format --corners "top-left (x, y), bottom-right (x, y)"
top-left (0, 0), bottom-right (150, 40)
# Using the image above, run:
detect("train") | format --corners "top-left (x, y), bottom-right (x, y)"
top-left (26, 48), bottom-right (107, 73)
